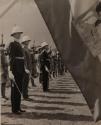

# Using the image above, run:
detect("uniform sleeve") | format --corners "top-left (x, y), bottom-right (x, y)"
top-left (45, 53), bottom-right (50, 70)
top-left (8, 42), bottom-right (13, 59)
top-left (8, 42), bottom-right (15, 71)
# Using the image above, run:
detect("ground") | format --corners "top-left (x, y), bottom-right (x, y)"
top-left (1, 72), bottom-right (101, 125)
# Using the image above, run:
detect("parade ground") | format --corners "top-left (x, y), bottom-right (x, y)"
top-left (1, 72), bottom-right (101, 125)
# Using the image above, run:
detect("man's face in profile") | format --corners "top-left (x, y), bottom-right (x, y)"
top-left (13, 33), bottom-right (22, 40)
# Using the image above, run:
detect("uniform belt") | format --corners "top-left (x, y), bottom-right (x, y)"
top-left (15, 57), bottom-right (24, 60)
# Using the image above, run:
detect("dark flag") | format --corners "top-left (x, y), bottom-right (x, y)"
top-left (35, 0), bottom-right (101, 121)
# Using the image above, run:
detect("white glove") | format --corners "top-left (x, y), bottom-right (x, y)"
top-left (9, 71), bottom-right (14, 81)
top-left (45, 66), bottom-right (49, 73)
top-left (36, 66), bottom-right (40, 74)
top-left (25, 69), bottom-right (30, 74)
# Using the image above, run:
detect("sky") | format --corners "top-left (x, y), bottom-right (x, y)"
top-left (0, 0), bottom-right (55, 48)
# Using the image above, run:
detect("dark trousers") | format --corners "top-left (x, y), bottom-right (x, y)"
top-left (1, 83), bottom-right (6, 98)
top-left (42, 71), bottom-right (49, 92)
top-left (22, 72), bottom-right (29, 99)
top-left (31, 77), bottom-right (35, 86)
top-left (11, 73), bottom-right (23, 112)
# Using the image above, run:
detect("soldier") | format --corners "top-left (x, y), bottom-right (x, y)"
top-left (39, 42), bottom-right (50, 92)
top-left (21, 35), bottom-right (32, 100)
top-left (55, 51), bottom-right (59, 76)
top-left (30, 44), bottom-right (37, 86)
top-left (0, 43), bottom-right (8, 100)
top-left (58, 53), bottom-right (64, 75)
top-left (35, 46), bottom-right (42, 77)
top-left (51, 51), bottom-right (57, 78)
top-left (8, 25), bottom-right (25, 114)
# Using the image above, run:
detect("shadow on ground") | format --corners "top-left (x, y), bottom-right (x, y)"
top-left (2, 112), bottom-right (93, 122)
top-left (48, 90), bottom-right (81, 94)
top-left (2, 123), bottom-right (23, 125)
top-left (29, 94), bottom-right (69, 99)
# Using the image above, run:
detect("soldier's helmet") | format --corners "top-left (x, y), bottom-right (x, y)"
top-left (41, 42), bottom-right (48, 48)
top-left (21, 35), bottom-right (31, 44)
top-left (11, 25), bottom-right (23, 36)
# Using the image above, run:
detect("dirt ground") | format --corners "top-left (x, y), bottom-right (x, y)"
top-left (1, 72), bottom-right (101, 125)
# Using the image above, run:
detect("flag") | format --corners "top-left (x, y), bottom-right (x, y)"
top-left (70, 0), bottom-right (98, 25)
top-left (35, 0), bottom-right (101, 121)
top-left (70, 0), bottom-right (98, 18)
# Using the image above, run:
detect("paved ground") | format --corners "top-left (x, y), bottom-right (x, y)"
top-left (1, 72), bottom-right (101, 125)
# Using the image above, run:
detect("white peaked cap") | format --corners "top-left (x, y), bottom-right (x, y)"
top-left (41, 42), bottom-right (48, 48)
top-left (11, 25), bottom-right (23, 36)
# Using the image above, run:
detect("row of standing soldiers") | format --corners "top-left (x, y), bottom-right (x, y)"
top-left (0, 25), bottom-right (66, 115)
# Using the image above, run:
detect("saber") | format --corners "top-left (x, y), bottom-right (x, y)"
top-left (11, 80), bottom-right (22, 96)
top-left (30, 74), bottom-right (35, 81)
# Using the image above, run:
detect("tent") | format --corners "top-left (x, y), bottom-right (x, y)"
top-left (0, 0), bottom-right (55, 48)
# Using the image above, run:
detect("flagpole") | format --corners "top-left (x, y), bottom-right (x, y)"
top-left (1, 33), bottom-right (3, 45)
